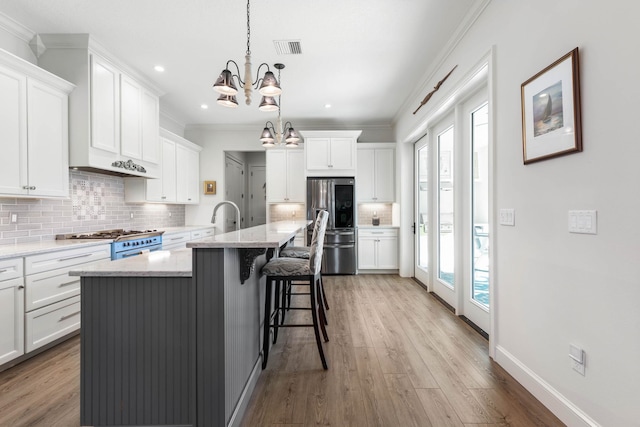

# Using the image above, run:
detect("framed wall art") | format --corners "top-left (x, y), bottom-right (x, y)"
top-left (521, 47), bottom-right (582, 164)
top-left (203, 181), bottom-right (216, 195)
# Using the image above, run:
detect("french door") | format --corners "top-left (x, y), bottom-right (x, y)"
top-left (414, 87), bottom-right (491, 334)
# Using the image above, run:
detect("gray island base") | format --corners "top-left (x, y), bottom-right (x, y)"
top-left (71, 220), bottom-right (309, 427)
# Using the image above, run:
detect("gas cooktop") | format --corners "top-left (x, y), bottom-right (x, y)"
top-left (56, 229), bottom-right (163, 242)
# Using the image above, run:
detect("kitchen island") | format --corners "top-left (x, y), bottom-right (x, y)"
top-left (71, 220), bottom-right (309, 427)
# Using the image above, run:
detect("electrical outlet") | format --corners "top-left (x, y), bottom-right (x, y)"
top-left (10, 213), bottom-right (18, 223)
top-left (130, 212), bottom-right (134, 219)
top-left (169, 212), bottom-right (172, 218)
top-left (569, 344), bottom-right (585, 376)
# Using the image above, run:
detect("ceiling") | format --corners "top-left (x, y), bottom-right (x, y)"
top-left (0, 0), bottom-right (480, 129)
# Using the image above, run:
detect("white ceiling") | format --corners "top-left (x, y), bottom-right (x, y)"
top-left (0, 0), bottom-right (480, 128)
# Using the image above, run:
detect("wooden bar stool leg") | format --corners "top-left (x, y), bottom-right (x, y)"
top-left (309, 275), bottom-right (328, 370)
top-left (273, 279), bottom-right (281, 344)
top-left (320, 275), bottom-right (330, 311)
top-left (262, 277), bottom-right (273, 369)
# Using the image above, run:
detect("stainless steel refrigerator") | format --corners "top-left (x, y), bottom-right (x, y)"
top-left (306, 177), bottom-right (356, 274)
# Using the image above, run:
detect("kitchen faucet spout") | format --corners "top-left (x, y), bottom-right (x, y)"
top-left (212, 201), bottom-right (241, 232)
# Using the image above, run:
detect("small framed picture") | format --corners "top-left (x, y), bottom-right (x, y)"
top-left (521, 47), bottom-right (582, 164)
top-left (203, 181), bottom-right (216, 195)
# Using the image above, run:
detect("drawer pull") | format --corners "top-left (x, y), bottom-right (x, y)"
top-left (58, 280), bottom-right (79, 288)
top-left (59, 311), bottom-right (81, 322)
top-left (0, 269), bottom-right (6, 273)
top-left (58, 253), bottom-right (92, 262)
top-left (371, 232), bottom-right (384, 234)
top-left (18, 285), bottom-right (25, 290)
top-left (170, 237), bottom-right (185, 241)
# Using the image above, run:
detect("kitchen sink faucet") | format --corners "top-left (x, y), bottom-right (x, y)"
top-left (211, 201), bottom-right (241, 232)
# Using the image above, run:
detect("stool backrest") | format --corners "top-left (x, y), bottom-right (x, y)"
top-left (309, 210), bottom-right (329, 275)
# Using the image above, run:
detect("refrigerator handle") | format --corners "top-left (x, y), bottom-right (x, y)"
top-left (329, 180), bottom-right (336, 229)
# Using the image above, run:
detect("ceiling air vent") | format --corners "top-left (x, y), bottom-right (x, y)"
top-left (274, 40), bottom-right (302, 55)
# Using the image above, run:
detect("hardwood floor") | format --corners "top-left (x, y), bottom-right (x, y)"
top-left (241, 275), bottom-right (565, 427)
top-left (0, 274), bottom-right (564, 427)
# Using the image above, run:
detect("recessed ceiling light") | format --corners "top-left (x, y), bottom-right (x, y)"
top-left (200, 104), bottom-right (209, 109)
top-left (154, 65), bottom-right (165, 72)
top-left (324, 104), bottom-right (332, 109)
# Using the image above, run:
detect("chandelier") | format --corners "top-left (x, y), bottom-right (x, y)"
top-left (259, 63), bottom-right (300, 147)
top-left (212, 0), bottom-right (281, 108)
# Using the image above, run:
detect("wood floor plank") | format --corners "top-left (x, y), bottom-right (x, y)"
top-left (354, 346), bottom-right (399, 427)
top-left (415, 388), bottom-right (464, 427)
top-left (384, 373), bottom-right (434, 427)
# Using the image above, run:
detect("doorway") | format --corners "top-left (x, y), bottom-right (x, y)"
top-left (249, 165), bottom-right (266, 227)
top-left (224, 154), bottom-right (245, 232)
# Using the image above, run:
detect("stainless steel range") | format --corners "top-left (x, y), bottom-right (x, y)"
top-left (56, 229), bottom-right (164, 260)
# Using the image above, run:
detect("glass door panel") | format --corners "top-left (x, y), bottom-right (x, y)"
top-left (437, 126), bottom-right (455, 288)
top-left (417, 144), bottom-right (429, 272)
top-left (472, 103), bottom-right (489, 309)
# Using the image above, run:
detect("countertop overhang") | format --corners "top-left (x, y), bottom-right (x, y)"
top-left (186, 220), bottom-right (310, 249)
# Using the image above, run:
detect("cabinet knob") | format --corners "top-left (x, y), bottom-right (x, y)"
top-left (18, 285), bottom-right (25, 290)
top-left (31, 186), bottom-right (36, 190)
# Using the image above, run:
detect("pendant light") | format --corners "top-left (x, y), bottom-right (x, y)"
top-left (212, 0), bottom-right (281, 108)
top-left (259, 64), bottom-right (299, 147)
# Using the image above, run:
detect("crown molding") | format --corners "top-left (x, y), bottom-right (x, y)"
top-left (393, 0), bottom-right (493, 124)
top-left (0, 11), bottom-right (35, 43)
top-left (38, 33), bottom-right (166, 97)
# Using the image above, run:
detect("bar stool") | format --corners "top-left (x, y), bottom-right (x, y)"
top-left (261, 210), bottom-right (329, 369)
top-left (280, 234), bottom-right (330, 313)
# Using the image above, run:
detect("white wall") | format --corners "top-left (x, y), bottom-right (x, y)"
top-left (395, 1), bottom-right (640, 425)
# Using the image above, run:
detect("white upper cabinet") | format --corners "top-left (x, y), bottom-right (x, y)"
top-left (90, 54), bottom-right (119, 153)
top-left (176, 143), bottom-right (200, 204)
top-left (37, 34), bottom-right (162, 178)
top-left (120, 73), bottom-right (160, 163)
top-left (125, 129), bottom-right (201, 204)
top-left (27, 79), bottom-right (70, 198)
top-left (357, 144), bottom-right (395, 203)
top-left (0, 49), bottom-right (73, 198)
top-left (266, 148), bottom-right (305, 203)
top-left (300, 130), bottom-right (361, 176)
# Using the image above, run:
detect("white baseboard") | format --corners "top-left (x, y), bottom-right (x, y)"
top-left (494, 345), bottom-right (599, 427)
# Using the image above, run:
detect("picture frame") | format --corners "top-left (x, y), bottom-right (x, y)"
top-left (521, 47), bottom-right (582, 164)
top-left (203, 181), bottom-right (216, 195)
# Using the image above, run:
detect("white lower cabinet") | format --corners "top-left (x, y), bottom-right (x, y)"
top-left (0, 276), bottom-right (25, 365)
top-left (23, 244), bottom-right (110, 353)
top-left (25, 295), bottom-right (81, 353)
top-left (162, 231), bottom-right (192, 250)
top-left (358, 228), bottom-right (398, 271)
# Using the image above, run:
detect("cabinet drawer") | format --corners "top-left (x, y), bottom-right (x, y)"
top-left (25, 244), bottom-right (111, 275)
top-left (25, 295), bottom-right (80, 352)
top-left (358, 228), bottom-right (398, 238)
top-left (190, 228), bottom-right (214, 240)
top-left (0, 258), bottom-right (23, 282)
top-left (25, 266), bottom-right (81, 312)
top-left (163, 232), bottom-right (191, 249)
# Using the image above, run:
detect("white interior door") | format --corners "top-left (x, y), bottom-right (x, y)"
top-left (224, 154), bottom-right (245, 232)
top-left (249, 165), bottom-right (266, 226)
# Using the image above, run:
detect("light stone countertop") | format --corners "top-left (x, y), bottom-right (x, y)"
top-left (0, 239), bottom-right (112, 261)
top-left (187, 220), bottom-right (311, 249)
top-left (357, 225), bottom-right (400, 229)
top-left (70, 248), bottom-right (192, 277)
top-left (0, 225), bottom-right (216, 261)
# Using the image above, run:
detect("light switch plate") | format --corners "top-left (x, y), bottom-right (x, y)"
top-left (499, 208), bottom-right (515, 226)
top-left (568, 210), bottom-right (597, 234)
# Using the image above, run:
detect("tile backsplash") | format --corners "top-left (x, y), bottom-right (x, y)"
top-left (358, 203), bottom-right (393, 226)
top-left (269, 203), bottom-right (305, 222)
top-left (0, 170), bottom-right (185, 246)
